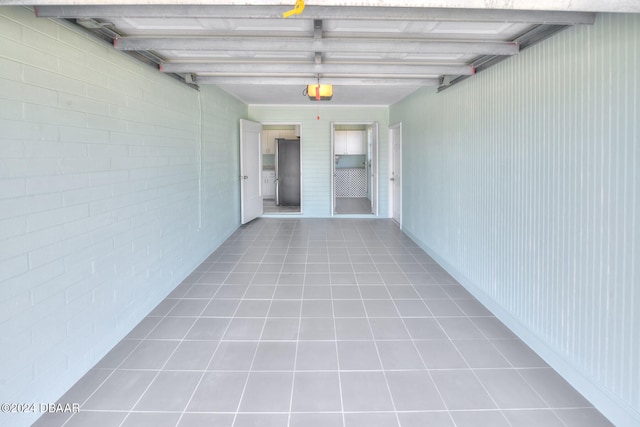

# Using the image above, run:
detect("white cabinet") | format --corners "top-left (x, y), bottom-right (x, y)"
top-left (262, 170), bottom-right (276, 198)
top-left (262, 129), bottom-right (297, 154)
top-left (334, 130), bottom-right (365, 155)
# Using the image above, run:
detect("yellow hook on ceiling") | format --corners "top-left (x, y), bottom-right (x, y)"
top-left (283, 0), bottom-right (305, 18)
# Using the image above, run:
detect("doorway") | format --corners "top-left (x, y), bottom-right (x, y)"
top-left (389, 123), bottom-right (402, 226)
top-left (331, 122), bottom-right (378, 215)
top-left (261, 124), bottom-right (302, 214)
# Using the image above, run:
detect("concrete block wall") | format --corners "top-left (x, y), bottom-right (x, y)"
top-left (0, 7), bottom-right (247, 426)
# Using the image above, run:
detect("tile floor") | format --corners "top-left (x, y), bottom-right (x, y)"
top-left (334, 197), bottom-right (372, 214)
top-left (34, 219), bottom-right (613, 427)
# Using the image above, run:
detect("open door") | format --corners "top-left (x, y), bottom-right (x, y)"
top-left (369, 123), bottom-right (378, 215)
top-left (390, 123), bottom-right (402, 226)
top-left (240, 119), bottom-right (263, 224)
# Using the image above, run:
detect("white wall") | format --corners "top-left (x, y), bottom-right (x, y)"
top-left (390, 13), bottom-right (639, 426)
top-left (249, 105), bottom-right (389, 217)
top-left (0, 7), bottom-right (246, 426)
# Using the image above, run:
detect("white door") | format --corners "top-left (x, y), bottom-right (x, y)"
top-left (369, 125), bottom-right (378, 215)
top-left (390, 124), bottom-right (402, 225)
top-left (240, 119), bottom-right (263, 224)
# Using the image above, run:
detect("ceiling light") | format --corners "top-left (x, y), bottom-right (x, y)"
top-left (306, 84), bottom-right (333, 101)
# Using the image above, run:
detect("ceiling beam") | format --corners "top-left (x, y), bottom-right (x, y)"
top-left (160, 62), bottom-right (472, 76)
top-left (34, 5), bottom-right (596, 25)
top-left (196, 76), bottom-right (440, 86)
top-left (114, 37), bottom-right (519, 56)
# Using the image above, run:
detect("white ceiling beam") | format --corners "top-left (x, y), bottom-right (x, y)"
top-left (114, 37), bottom-right (519, 56)
top-left (34, 5), bottom-right (597, 24)
top-left (196, 76), bottom-right (440, 86)
top-left (160, 62), bottom-right (472, 75)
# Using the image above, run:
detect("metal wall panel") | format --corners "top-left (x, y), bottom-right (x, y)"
top-left (390, 13), bottom-right (639, 426)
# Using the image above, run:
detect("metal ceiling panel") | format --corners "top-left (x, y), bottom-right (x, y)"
top-left (31, 4), bottom-right (597, 105)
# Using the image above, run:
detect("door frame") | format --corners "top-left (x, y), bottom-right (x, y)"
top-left (389, 122), bottom-right (402, 227)
top-left (239, 119), bottom-right (264, 224)
top-left (261, 121), bottom-right (303, 215)
top-left (331, 121), bottom-right (379, 216)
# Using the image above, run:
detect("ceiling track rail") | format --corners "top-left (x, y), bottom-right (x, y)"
top-left (437, 24), bottom-right (569, 92)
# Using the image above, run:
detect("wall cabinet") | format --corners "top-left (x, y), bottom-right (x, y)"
top-left (262, 129), bottom-right (297, 154)
top-left (334, 130), bottom-right (366, 155)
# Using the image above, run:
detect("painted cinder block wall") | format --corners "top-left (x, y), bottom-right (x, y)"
top-left (248, 105), bottom-right (390, 218)
top-left (0, 7), bottom-right (247, 426)
top-left (390, 13), bottom-right (639, 426)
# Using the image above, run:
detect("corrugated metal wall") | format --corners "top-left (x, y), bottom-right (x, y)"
top-left (390, 13), bottom-right (639, 426)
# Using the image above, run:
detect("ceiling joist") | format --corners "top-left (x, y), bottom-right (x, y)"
top-left (159, 62), bottom-right (472, 76)
top-left (34, 5), bottom-right (596, 25)
top-left (195, 76), bottom-right (441, 86)
top-left (114, 37), bottom-right (520, 57)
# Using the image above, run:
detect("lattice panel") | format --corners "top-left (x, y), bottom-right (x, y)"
top-left (335, 168), bottom-right (367, 198)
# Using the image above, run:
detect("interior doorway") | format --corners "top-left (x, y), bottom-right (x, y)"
top-left (261, 123), bottom-right (302, 214)
top-left (389, 123), bottom-right (402, 226)
top-left (331, 122), bottom-right (378, 215)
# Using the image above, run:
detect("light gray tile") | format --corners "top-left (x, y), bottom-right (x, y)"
top-left (125, 317), bottom-right (162, 338)
top-left (304, 273), bottom-right (331, 285)
top-left (278, 273), bottom-right (305, 285)
top-left (239, 372), bottom-right (293, 412)
top-left (430, 370), bottom-right (496, 410)
top-left (185, 318), bottom-right (230, 340)
top-left (394, 299), bottom-right (432, 317)
top-left (292, 372), bottom-right (342, 411)
top-left (261, 318), bottom-right (299, 340)
top-left (251, 273), bottom-right (279, 285)
top-left (187, 372), bottom-right (248, 411)
top-left (234, 414), bottom-right (289, 427)
top-left (83, 370), bottom-right (157, 410)
top-left (331, 285), bottom-right (361, 299)
top-left (344, 413), bottom-right (399, 427)
top-left (472, 317), bottom-right (517, 339)
top-left (337, 340), bottom-right (381, 370)
top-left (451, 410), bottom-right (510, 427)
top-left (519, 368), bottom-right (592, 408)
top-left (94, 340), bottom-right (140, 369)
top-left (404, 318), bottom-right (448, 340)
top-left (415, 340), bottom-right (467, 369)
top-left (333, 300), bottom-right (367, 317)
top-left (274, 285), bottom-right (304, 299)
top-left (165, 340), bottom-right (218, 370)
top-left (303, 285), bottom-right (332, 299)
top-left (369, 318), bottom-right (410, 340)
top-left (178, 414), bottom-right (234, 427)
top-left (340, 372), bottom-right (395, 411)
top-left (222, 318), bottom-right (264, 340)
top-left (60, 411), bottom-right (128, 427)
top-left (397, 412), bottom-right (455, 427)
top-left (252, 342), bottom-right (297, 371)
top-left (268, 300), bottom-right (301, 317)
top-left (184, 284), bottom-right (220, 298)
top-left (454, 340), bottom-right (511, 368)
top-left (492, 340), bottom-right (548, 368)
top-left (235, 300), bottom-right (271, 317)
top-left (454, 298), bottom-right (493, 316)
top-left (386, 370), bottom-right (446, 410)
top-left (301, 299), bottom-right (334, 317)
top-left (244, 285), bottom-right (276, 298)
top-left (414, 285), bottom-right (448, 299)
top-left (146, 317), bottom-right (196, 340)
top-left (167, 299), bottom-right (209, 317)
top-left (555, 408), bottom-right (614, 427)
top-left (437, 318), bottom-right (485, 340)
top-left (424, 299), bottom-right (464, 317)
top-left (208, 341), bottom-right (257, 371)
top-left (296, 341), bottom-right (339, 371)
top-left (331, 273), bottom-right (357, 285)
top-left (299, 318), bottom-right (335, 340)
top-left (202, 299), bottom-right (240, 316)
top-left (135, 371), bottom-right (201, 411)
top-left (55, 369), bottom-right (112, 405)
top-left (335, 318), bottom-right (374, 340)
top-left (290, 413), bottom-right (343, 427)
top-left (359, 285), bottom-right (390, 299)
top-left (503, 409), bottom-right (566, 427)
top-left (214, 285), bottom-right (248, 298)
top-left (364, 300), bottom-right (400, 317)
top-left (377, 340), bottom-right (425, 370)
top-left (475, 369), bottom-right (547, 409)
top-left (119, 340), bottom-right (179, 370)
